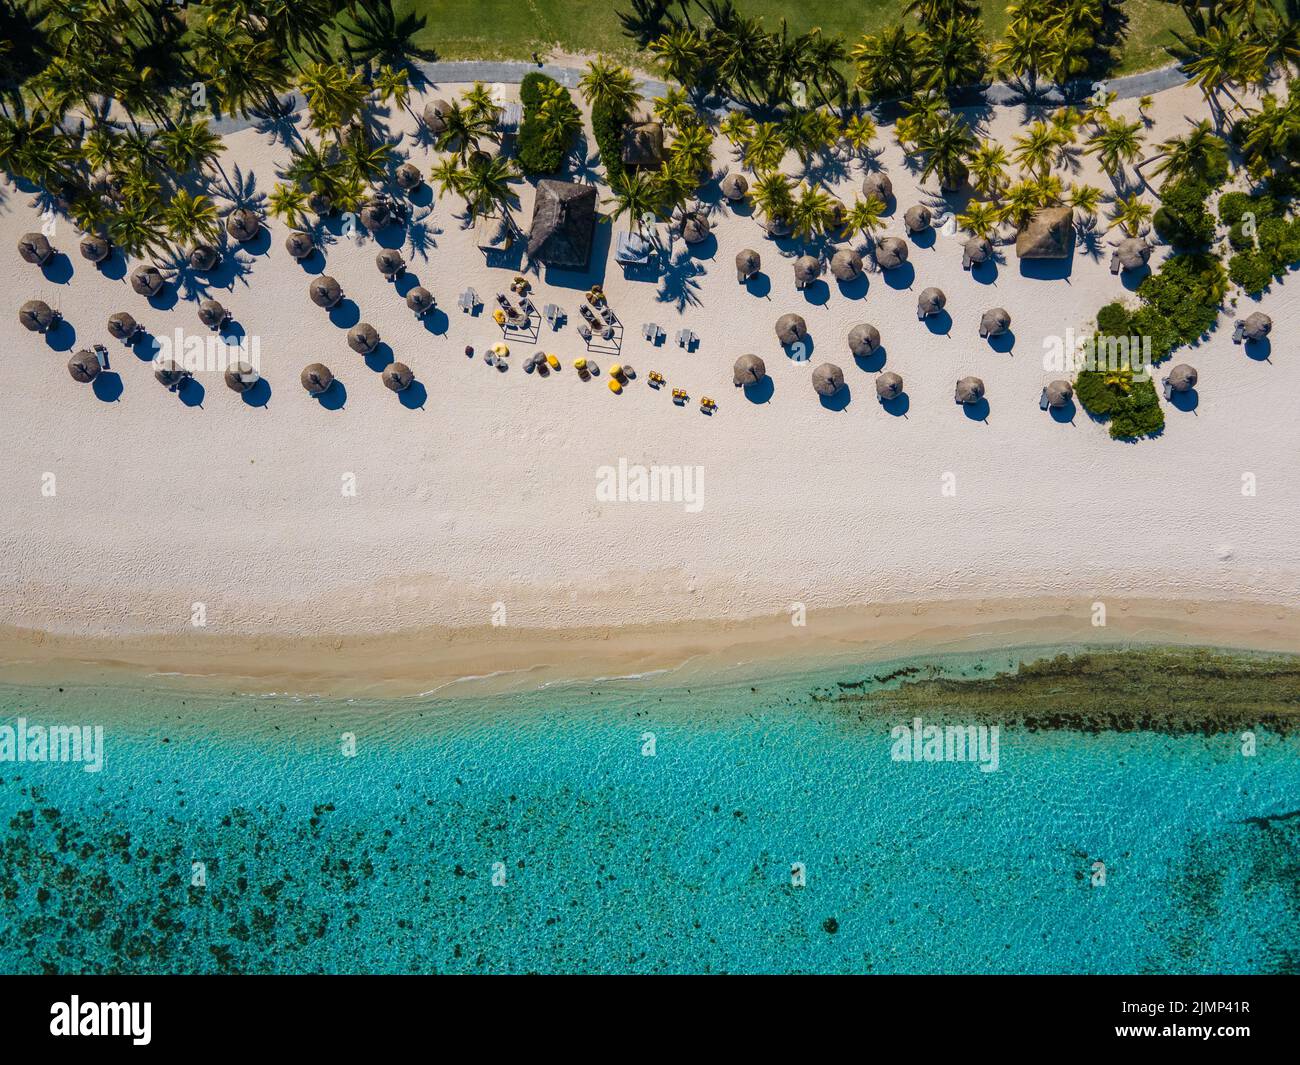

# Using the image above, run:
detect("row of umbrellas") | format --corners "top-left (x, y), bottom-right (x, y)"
top-left (771, 305), bottom-right (1010, 350)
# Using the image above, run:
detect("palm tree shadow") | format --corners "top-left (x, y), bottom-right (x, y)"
top-left (404, 207), bottom-right (441, 261)
top-left (656, 254), bottom-right (707, 310)
top-left (253, 99), bottom-right (305, 148)
top-left (219, 163), bottom-right (268, 215)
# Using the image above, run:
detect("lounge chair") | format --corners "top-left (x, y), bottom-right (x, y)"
top-left (1039, 388), bottom-right (1050, 411)
top-left (1232, 321), bottom-right (1245, 344)
top-left (1109, 252), bottom-right (1122, 275)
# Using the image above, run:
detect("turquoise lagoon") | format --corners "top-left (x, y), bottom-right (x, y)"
top-left (1, 647), bottom-right (1298, 975)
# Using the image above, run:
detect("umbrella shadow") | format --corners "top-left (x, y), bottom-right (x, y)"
top-left (987, 330), bottom-right (1015, 353)
top-left (132, 333), bottom-right (159, 361)
top-left (923, 311), bottom-right (952, 336)
top-left (41, 253), bottom-right (74, 285)
top-left (398, 380), bottom-right (428, 409)
top-left (971, 259), bottom-right (998, 285)
top-left (882, 263), bottom-right (915, 289)
top-left (836, 275), bottom-right (869, 300)
top-left (45, 320), bottom-right (75, 352)
top-left (422, 308), bottom-right (450, 336)
top-left (1243, 338), bottom-right (1271, 362)
top-left (313, 380), bottom-right (347, 410)
top-left (962, 397), bottom-right (990, 421)
top-left (819, 384), bottom-right (851, 411)
top-left (854, 346), bottom-right (887, 373)
top-left (881, 392), bottom-right (909, 417)
top-left (1049, 399), bottom-right (1077, 423)
top-left (364, 342), bottom-right (396, 372)
top-left (147, 287), bottom-right (179, 311)
top-left (800, 280), bottom-right (830, 306)
top-left (1120, 265), bottom-right (1151, 291)
top-left (100, 248), bottom-right (128, 281)
top-left (909, 228), bottom-right (936, 250)
top-left (92, 371), bottom-right (123, 402)
top-left (241, 378), bottom-right (272, 407)
top-left (1168, 388), bottom-right (1199, 413)
top-left (328, 299), bottom-right (361, 329)
top-left (1020, 257), bottom-right (1073, 281)
top-left (176, 377), bottom-right (205, 408)
top-left (743, 272), bottom-right (771, 298)
top-left (742, 377), bottom-right (774, 404)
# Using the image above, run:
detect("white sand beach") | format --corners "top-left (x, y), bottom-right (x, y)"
top-left (2, 77), bottom-right (1298, 690)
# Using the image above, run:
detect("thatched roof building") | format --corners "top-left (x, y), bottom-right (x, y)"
top-left (1016, 207), bottom-right (1073, 259)
top-left (527, 180), bottom-right (598, 268)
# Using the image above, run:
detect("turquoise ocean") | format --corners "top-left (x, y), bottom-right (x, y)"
top-left (2, 646), bottom-right (1298, 975)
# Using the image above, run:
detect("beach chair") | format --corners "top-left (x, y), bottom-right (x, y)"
top-left (608, 378), bottom-right (622, 393)
top-left (675, 329), bottom-right (688, 348)
top-left (648, 371), bottom-right (665, 389)
top-left (1161, 378), bottom-right (1173, 401)
top-left (1232, 321), bottom-right (1245, 344)
top-left (458, 290), bottom-right (476, 313)
top-left (672, 388), bottom-right (688, 405)
top-left (1039, 388), bottom-right (1050, 411)
top-left (93, 344), bottom-right (110, 371)
top-left (578, 324), bottom-right (592, 341)
top-left (700, 396), bottom-right (717, 414)
top-left (1109, 251), bottom-right (1122, 275)
top-left (961, 250), bottom-right (973, 270)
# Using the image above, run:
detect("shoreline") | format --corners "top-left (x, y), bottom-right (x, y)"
top-left (2, 595), bottom-right (1298, 700)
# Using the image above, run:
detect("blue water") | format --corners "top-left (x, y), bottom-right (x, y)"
top-left (1, 654), bottom-right (1298, 974)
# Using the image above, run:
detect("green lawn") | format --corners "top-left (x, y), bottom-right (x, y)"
top-left (404, 0), bottom-right (1185, 78)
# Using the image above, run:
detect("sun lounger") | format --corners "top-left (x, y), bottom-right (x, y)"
top-left (961, 251), bottom-right (973, 270)
top-left (1039, 388), bottom-right (1050, 410)
top-left (578, 324), bottom-right (592, 341)
top-left (1162, 379), bottom-right (1173, 401)
top-left (1232, 321), bottom-right (1245, 344)
top-left (458, 290), bottom-right (478, 312)
top-left (1109, 252), bottom-right (1122, 275)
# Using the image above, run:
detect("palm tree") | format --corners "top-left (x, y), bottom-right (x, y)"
top-left (1085, 117), bottom-right (1144, 181)
top-left (107, 200), bottom-right (168, 260)
top-left (299, 63), bottom-right (370, 139)
top-left (579, 58), bottom-right (643, 116)
top-left (605, 169), bottom-right (664, 232)
top-left (1168, 15), bottom-right (1257, 117)
top-left (750, 170), bottom-right (794, 228)
top-left (650, 27), bottom-right (707, 86)
top-left (957, 199), bottom-right (1000, 239)
top-left (458, 154), bottom-right (519, 221)
top-left (164, 188), bottom-right (219, 251)
top-left (669, 121), bottom-right (713, 178)
top-left (1109, 193), bottom-right (1153, 236)
top-left (917, 114), bottom-right (975, 191)
top-left (652, 87), bottom-right (696, 131)
top-left (843, 196), bottom-right (886, 239)
top-left (779, 110), bottom-right (823, 166)
top-left (850, 25), bottom-right (917, 100)
top-left (157, 119), bottom-right (227, 186)
top-left (1237, 92), bottom-right (1300, 174)
top-left (999, 180), bottom-right (1045, 228)
top-left (968, 140), bottom-right (1010, 197)
top-left (1067, 184), bottom-right (1106, 220)
top-left (1013, 121), bottom-right (1063, 178)
top-left (1138, 119), bottom-right (1227, 186)
top-left (429, 155), bottom-right (468, 200)
top-left (436, 100), bottom-right (497, 161)
top-left (269, 182), bottom-right (310, 230)
top-left (742, 122), bottom-right (786, 173)
top-left (788, 183), bottom-right (833, 240)
top-left (842, 115), bottom-right (877, 155)
top-left (720, 111), bottom-right (756, 148)
top-left (914, 14), bottom-right (988, 96)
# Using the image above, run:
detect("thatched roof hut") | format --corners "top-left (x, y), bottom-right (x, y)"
top-left (68, 349), bottom-right (101, 383)
top-left (309, 275), bottom-right (343, 308)
top-left (862, 172), bottom-right (893, 203)
top-left (830, 248), bottom-right (863, 282)
top-left (962, 236), bottom-right (992, 269)
top-left (224, 361), bottom-right (259, 393)
top-left (1044, 379), bottom-right (1073, 408)
top-left (904, 205), bottom-right (932, 233)
top-left (226, 208), bottom-right (261, 242)
top-left (395, 162), bottom-right (423, 191)
top-left (917, 287), bottom-right (946, 318)
top-left (1240, 311), bottom-right (1271, 341)
top-left (188, 244), bottom-right (219, 272)
top-left (875, 371), bottom-right (904, 401)
top-left (360, 199), bottom-right (390, 233)
top-left (955, 376), bottom-right (985, 404)
top-left (19, 299), bottom-right (57, 332)
top-left (1167, 364), bottom-right (1197, 392)
top-left (423, 99), bottom-right (451, 134)
top-left (733, 353), bottom-right (766, 387)
top-left (979, 307), bottom-right (1011, 338)
top-left (79, 234), bottom-right (110, 263)
top-left (383, 362), bottom-right (415, 392)
top-left (720, 172), bottom-right (749, 202)
top-left (736, 248), bottom-right (760, 283)
top-left (621, 121), bottom-right (665, 168)
top-left (764, 215), bottom-right (793, 238)
top-left (874, 236), bottom-right (908, 270)
top-left (130, 264), bottom-right (165, 297)
top-left (793, 254), bottom-right (821, 288)
top-left (376, 248), bottom-right (406, 278)
top-left (776, 313), bottom-right (807, 346)
top-left (848, 323), bottom-right (881, 357)
top-left (812, 362), bottom-right (844, 397)
top-left (18, 232), bottom-right (53, 265)
top-left (285, 230), bottom-right (315, 260)
top-left (528, 180), bottom-right (598, 268)
top-left (1016, 207), bottom-right (1073, 259)
top-left (347, 323), bottom-right (380, 354)
top-left (406, 286), bottom-right (435, 317)
top-left (682, 211), bottom-right (711, 245)
top-left (301, 363), bottom-right (335, 394)
top-left (153, 358), bottom-right (190, 389)
top-left (308, 189), bottom-right (333, 217)
top-left (1111, 236), bottom-right (1150, 273)
top-left (107, 311), bottom-right (139, 341)
top-left (198, 299), bottom-right (228, 329)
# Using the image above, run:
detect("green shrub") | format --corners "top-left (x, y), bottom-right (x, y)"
top-left (1095, 301), bottom-right (1133, 336)
top-left (520, 71), bottom-right (550, 108)
top-left (1153, 178), bottom-right (1215, 248)
top-left (1228, 250), bottom-right (1275, 294)
top-left (517, 75), bottom-right (579, 175)
top-left (1074, 372), bottom-right (1165, 440)
top-left (1136, 252), bottom-right (1226, 346)
top-left (1128, 305), bottom-right (1180, 362)
top-left (1218, 190), bottom-right (1277, 227)
top-left (591, 100), bottom-right (629, 185)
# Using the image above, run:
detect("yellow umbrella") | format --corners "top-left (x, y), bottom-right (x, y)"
top-left (493, 309), bottom-right (506, 325)
top-left (608, 378), bottom-right (622, 394)
top-left (546, 353), bottom-right (560, 369)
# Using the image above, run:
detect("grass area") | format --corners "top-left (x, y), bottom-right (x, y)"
top-left (403, 0), bottom-right (1185, 78)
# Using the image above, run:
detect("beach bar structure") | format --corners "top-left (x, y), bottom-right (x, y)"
top-left (528, 180), bottom-right (598, 270)
top-left (1016, 207), bottom-right (1074, 259)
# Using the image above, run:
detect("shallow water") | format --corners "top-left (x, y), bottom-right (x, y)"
top-left (1, 647), bottom-right (1298, 974)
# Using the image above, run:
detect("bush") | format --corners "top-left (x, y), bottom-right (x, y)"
top-left (1136, 252), bottom-right (1226, 347)
top-left (591, 100), bottom-right (629, 185)
top-left (1095, 301), bottom-right (1133, 336)
top-left (1228, 250), bottom-right (1275, 294)
top-left (517, 74), bottom-right (579, 175)
top-left (1074, 372), bottom-right (1164, 440)
top-left (1153, 178), bottom-right (1215, 248)
top-left (520, 71), bottom-right (550, 108)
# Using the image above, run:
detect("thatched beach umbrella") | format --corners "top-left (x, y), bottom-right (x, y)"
top-left (18, 232), bottom-right (53, 265)
top-left (830, 248), bottom-right (863, 282)
top-left (19, 299), bottom-right (58, 332)
top-left (904, 205), bottom-right (932, 233)
top-left (736, 248), bottom-right (760, 283)
top-left (285, 230), bottom-right (315, 260)
top-left (308, 189), bottom-right (333, 217)
top-left (962, 236), bottom-right (992, 269)
top-left (154, 358), bottom-right (190, 389)
top-left (376, 248), bottom-right (405, 279)
top-left (848, 323), bottom-right (881, 357)
top-left (917, 287), bottom-right (946, 319)
top-left (188, 243), bottom-right (219, 271)
top-left (1111, 236), bottom-right (1150, 273)
top-left (874, 236), bottom-right (908, 270)
top-left (130, 264), bottom-right (165, 297)
top-left (226, 208), bottom-right (261, 242)
top-left (406, 286), bottom-right (435, 317)
top-left (1044, 379), bottom-right (1073, 408)
top-left (79, 234), bottom-right (110, 264)
top-left (812, 362), bottom-right (844, 397)
top-left (301, 362), bottom-right (334, 394)
top-left (360, 199), bottom-right (390, 233)
top-left (1167, 364), bottom-right (1197, 392)
top-left (979, 307), bottom-right (1011, 338)
top-left (382, 362), bottom-right (414, 392)
top-left (764, 215), bottom-right (793, 238)
top-left (720, 172), bottom-right (749, 202)
top-left (1016, 207), bottom-right (1073, 259)
top-left (793, 254), bottom-right (821, 288)
top-left (67, 349), bottom-right (101, 383)
top-left (197, 299), bottom-right (228, 330)
top-left (862, 172), bottom-right (893, 203)
top-left (682, 211), bottom-right (711, 244)
top-left (107, 311), bottom-right (139, 342)
top-left (955, 376), bottom-right (985, 404)
top-left (423, 99), bottom-right (451, 134)
top-left (347, 322), bottom-right (380, 354)
top-left (1240, 312), bottom-right (1271, 341)
top-left (733, 353), bottom-right (766, 386)
top-left (224, 361), bottom-right (260, 393)
top-left (395, 161), bottom-right (423, 191)
top-left (310, 275), bottom-right (343, 308)
top-left (776, 312), bottom-right (807, 346)
top-left (876, 371), bottom-right (904, 401)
